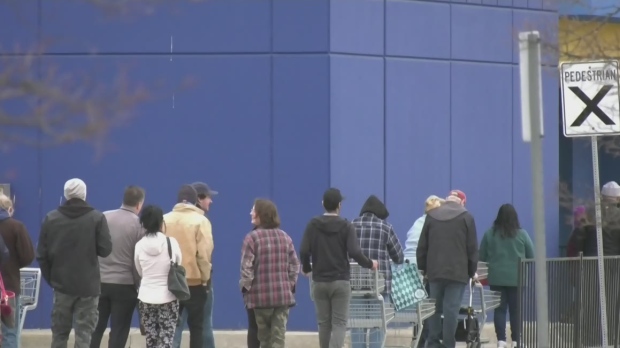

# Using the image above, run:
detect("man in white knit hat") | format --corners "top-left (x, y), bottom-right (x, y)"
top-left (602, 181), bottom-right (620, 202)
top-left (37, 178), bottom-right (112, 348)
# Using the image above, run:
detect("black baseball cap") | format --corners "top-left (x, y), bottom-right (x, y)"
top-left (191, 182), bottom-right (218, 197)
top-left (323, 188), bottom-right (345, 211)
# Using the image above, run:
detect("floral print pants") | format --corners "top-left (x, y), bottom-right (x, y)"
top-left (138, 300), bottom-right (179, 348)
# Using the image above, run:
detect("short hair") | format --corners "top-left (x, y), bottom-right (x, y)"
top-left (0, 194), bottom-right (12, 210)
top-left (424, 195), bottom-right (444, 213)
top-left (140, 205), bottom-right (164, 235)
top-left (254, 199), bottom-right (281, 229)
top-left (123, 186), bottom-right (145, 207)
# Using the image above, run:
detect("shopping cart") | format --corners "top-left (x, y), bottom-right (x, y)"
top-left (308, 262), bottom-right (395, 347)
top-left (384, 264), bottom-right (435, 348)
top-left (19, 268), bottom-right (42, 331)
top-left (348, 263), bottom-right (394, 348)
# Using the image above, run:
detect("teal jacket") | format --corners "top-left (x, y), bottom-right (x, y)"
top-left (479, 228), bottom-right (534, 287)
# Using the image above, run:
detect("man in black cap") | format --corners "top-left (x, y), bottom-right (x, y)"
top-left (164, 185), bottom-right (211, 348)
top-left (300, 188), bottom-right (378, 348)
top-left (173, 182), bottom-right (217, 348)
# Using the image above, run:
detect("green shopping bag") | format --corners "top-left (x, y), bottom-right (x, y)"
top-left (390, 260), bottom-right (427, 311)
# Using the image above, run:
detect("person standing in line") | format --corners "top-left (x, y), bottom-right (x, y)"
top-left (299, 188), bottom-right (378, 348)
top-left (417, 190), bottom-right (478, 348)
top-left (240, 199), bottom-right (300, 348)
top-left (173, 182), bottom-right (217, 348)
top-left (37, 178), bottom-right (113, 348)
top-left (350, 194), bottom-right (405, 348)
top-left (164, 185), bottom-right (212, 348)
top-left (403, 195), bottom-right (444, 348)
top-left (243, 224), bottom-right (261, 348)
top-left (135, 205), bottom-right (182, 348)
top-left (479, 204), bottom-right (534, 348)
top-left (91, 186), bottom-right (146, 348)
top-left (0, 194), bottom-right (35, 348)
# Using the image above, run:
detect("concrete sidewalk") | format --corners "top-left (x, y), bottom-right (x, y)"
top-left (20, 325), bottom-right (498, 348)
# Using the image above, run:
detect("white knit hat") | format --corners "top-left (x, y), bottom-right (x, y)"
top-left (602, 181), bottom-right (620, 198)
top-left (64, 178), bottom-right (87, 200)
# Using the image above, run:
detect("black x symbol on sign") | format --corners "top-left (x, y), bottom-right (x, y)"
top-left (570, 85), bottom-right (615, 127)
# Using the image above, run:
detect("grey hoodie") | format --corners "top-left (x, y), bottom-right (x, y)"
top-left (416, 201), bottom-right (478, 284)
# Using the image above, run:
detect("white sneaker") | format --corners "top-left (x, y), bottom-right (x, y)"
top-left (498, 341), bottom-right (507, 348)
top-left (511, 342), bottom-right (519, 348)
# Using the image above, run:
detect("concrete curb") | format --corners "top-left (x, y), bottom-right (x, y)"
top-left (20, 326), bottom-right (498, 348)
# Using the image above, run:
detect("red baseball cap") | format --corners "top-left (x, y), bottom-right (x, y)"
top-left (449, 190), bottom-right (467, 204)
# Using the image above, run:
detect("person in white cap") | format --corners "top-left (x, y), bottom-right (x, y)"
top-left (602, 181), bottom-right (620, 202)
top-left (36, 178), bottom-right (112, 348)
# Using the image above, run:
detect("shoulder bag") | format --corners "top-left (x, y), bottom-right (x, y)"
top-left (166, 237), bottom-right (191, 301)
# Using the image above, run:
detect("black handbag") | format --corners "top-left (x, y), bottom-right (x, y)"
top-left (166, 237), bottom-right (191, 301)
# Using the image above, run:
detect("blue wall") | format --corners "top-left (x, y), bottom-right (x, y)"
top-left (0, 0), bottom-right (559, 331)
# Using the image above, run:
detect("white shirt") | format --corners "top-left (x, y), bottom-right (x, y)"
top-left (134, 232), bottom-right (182, 304)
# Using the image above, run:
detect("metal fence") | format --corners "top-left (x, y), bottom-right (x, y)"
top-left (518, 255), bottom-right (620, 347)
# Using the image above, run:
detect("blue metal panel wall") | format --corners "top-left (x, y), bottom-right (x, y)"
top-left (329, 0), bottom-right (559, 260)
top-left (0, 0), bottom-right (559, 332)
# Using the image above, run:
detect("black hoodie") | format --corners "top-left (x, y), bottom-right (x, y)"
top-left (36, 198), bottom-right (112, 297)
top-left (416, 201), bottom-right (478, 284)
top-left (300, 214), bottom-right (373, 282)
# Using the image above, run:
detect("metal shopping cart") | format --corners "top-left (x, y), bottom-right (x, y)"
top-left (348, 263), bottom-right (395, 348)
top-left (308, 262), bottom-right (395, 347)
top-left (19, 268), bottom-right (42, 331)
top-left (384, 297), bottom-right (436, 348)
top-left (384, 263), bottom-right (435, 348)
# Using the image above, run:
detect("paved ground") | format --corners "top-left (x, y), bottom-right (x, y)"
top-left (20, 326), bottom-right (500, 348)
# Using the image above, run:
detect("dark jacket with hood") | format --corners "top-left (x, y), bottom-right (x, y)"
top-left (416, 200), bottom-right (478, 284)
top-left (352, 195), bottom-right (404, 294)
top-left (572, 202), bottom-right (620, 256)
top-left (36, 198), bottom-right (112, 297)
top-left (0, 209), bottom-right (34, 294)
top-left (300, 213), bottom-right (373, 282)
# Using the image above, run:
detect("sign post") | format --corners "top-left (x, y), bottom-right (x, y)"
top-left (519, 31), bottom-right (549, 347)
top-left (560, 59), bottom-right (620, 348)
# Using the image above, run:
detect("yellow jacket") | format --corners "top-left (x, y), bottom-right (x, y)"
top-left (163, 203), bottom-right (213, 286)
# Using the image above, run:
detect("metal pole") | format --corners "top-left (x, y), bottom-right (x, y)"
top-left (591, 135), bottom-right (609, 347)
top-left (525, 31), bottom-right (550, 348)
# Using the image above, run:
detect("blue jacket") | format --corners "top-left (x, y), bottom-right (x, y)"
top-left (403, 214), bottom-right (426, 262)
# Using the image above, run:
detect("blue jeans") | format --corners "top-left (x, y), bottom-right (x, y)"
top-left (490, 286), bottom-right (519, 344)
top-left (427, 280), bottom-right (466, 348)
top-left (350, 297), bottom-right (389, 348)
top-left (173, 288), bottom-right (214, 348)
top-left (2, 295), bottom-right (21, 348)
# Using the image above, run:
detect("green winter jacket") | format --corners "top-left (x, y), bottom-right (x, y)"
top-left (479, 228), bottom-right (534, 287)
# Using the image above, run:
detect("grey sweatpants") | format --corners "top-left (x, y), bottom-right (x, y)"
top-left (311, 280), bottom-right (351, 348)
top-left (51, 291), bottom-right (99, 348)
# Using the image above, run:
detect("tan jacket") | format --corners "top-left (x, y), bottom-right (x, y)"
top-left (164, 204), bottom-right (213, 286)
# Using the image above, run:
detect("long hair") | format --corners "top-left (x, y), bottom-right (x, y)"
top-left (493, 204), bottom-right (521, 238)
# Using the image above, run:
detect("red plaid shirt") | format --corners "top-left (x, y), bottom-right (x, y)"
top-left (240, 228), bottom-right (300, 309)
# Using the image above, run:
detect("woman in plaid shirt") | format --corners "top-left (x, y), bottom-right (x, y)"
top-left (239, 199), bottom-right (300, 348)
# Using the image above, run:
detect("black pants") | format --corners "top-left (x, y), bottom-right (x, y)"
top-left (179, 285), bottom-right (208, 348)
top-left (91, 283), bottom-right (138, 348)
top-left (418, 282), bottom-right (430, 347)
top-left (490, 286), bottom-right (519, 343)
top-left (247, 308), bottom-right (260, 348)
